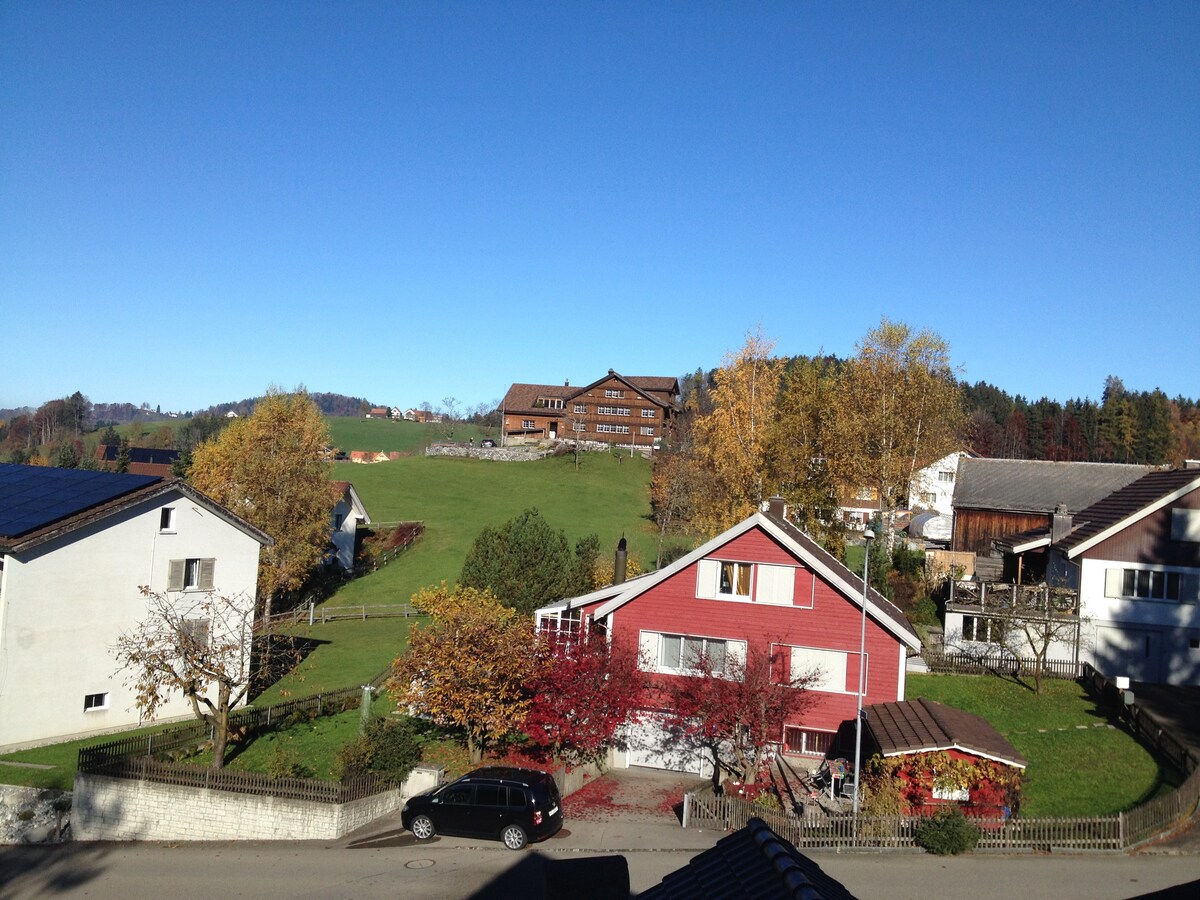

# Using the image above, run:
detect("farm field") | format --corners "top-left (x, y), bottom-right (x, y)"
top-left (906, 673), bottom-right (1182, 816)
top-left (325, 416), bottom-right (497, 455)
top-left (325, 449), bottom-right (665, 608)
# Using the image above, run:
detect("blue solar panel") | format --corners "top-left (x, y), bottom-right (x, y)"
top-left (0, 463), bottom-right (161, 539)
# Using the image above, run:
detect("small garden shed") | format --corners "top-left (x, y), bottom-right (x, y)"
top-left (862, 698), bottom-right (1027, 816)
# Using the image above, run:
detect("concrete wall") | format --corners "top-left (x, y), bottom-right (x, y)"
top-left (73, 765), bottom-right (443, 842)
top-left (0, 487), bottom-right (262, 752)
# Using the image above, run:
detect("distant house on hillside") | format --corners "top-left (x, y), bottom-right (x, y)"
top-left (94, 444), bottom-right (180, 478)
top-left (500, 369), bottom-right (680, 450)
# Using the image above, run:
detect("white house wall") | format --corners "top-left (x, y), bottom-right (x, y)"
top-left (1076, 557), bottom-right (1200, 685)
top-left (0, 489), bottom-right (262, 751)
top-left (908, 451), bottom-right (968, 516)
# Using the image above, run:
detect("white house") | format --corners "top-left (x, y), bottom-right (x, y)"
top-left (909, 450), bottom-right (975, 517)
top-left (945, 466), bottom-right (1200, 684)
top-left (329, 480), bottom-right (371, 571)
top-left (0, 464), bottom-right (270, 751)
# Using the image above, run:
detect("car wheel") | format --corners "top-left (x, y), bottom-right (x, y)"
top-left (410, 815), bottom-right (436, 840)
top-left (501, 823), bottom-right (528, 850)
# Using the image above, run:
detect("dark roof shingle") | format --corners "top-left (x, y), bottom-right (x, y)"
top-left (865, 698), bottom-right (1027, 767)
top-left (1056, 467), bottom-right (1200, 554)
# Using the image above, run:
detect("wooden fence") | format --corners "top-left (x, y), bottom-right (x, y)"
top-left (684, 665), bottom-right (1200, 852)
top-left (923, 648), bottom-right (1081, 680)
top-left (261, 602), bottom-right (422, 628)
top-left (684, 791), bottom-right (1125, 851)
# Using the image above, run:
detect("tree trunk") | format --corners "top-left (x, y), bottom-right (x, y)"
top-left (210, 684), bottom-right (232, 769)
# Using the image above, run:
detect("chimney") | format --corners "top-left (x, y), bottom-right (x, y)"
top-left (1051, 503), bottom-right (1072, 544)
top-left (614, 536), bottom-right (628, 585)
top-left (564, 379), bottom-right (570, 387)
top-left (766, 496), bottom-right (787, 520)
top-left (1185, 459), bottom-right (1200, 470)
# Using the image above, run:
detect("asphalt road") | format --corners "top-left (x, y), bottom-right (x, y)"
top-left (2, 838), bottom-right (1199, 900)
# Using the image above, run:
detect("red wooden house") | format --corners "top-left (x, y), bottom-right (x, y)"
top-left (535, 499), bottom-right (922, 775)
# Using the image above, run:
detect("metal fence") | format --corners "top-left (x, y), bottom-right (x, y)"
top-left (78, 668), bottom-right (391, 779)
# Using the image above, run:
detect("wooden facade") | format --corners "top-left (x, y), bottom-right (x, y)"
top-left (501, 371), bottom-right (679, 448)
top-left (952, 508), bottom-right (1049, 555)
top-left (538, 511), bottom-right (920, 765)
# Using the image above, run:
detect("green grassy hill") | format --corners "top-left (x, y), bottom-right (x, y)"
top-left (325, 416), bottom-right (500, 455)
top-left (326, 450), bottom-right (667, 607)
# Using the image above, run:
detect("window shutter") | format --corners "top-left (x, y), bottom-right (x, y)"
top-left (756, 564), bottom-right (795, 605)
top-left (696, 559), bottom-right (719, 600)
top-left (726, 640), bottom-right (747, 679)
top-left (1182, 573), bottom-right (1200, 604)
top-left (638, 631), bottom-right (659, 672)
top-left (1104, 568), bottom-right (1123, 598)
top-left (168, 559), bottom-right (185, 592)
top-left (199, 558), bottom-right (216, 591)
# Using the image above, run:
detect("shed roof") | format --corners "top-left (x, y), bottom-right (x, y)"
top-left (953, 458), bottom-right (1149, 515)
top-left (864, 698), bottom-right (1027, 768)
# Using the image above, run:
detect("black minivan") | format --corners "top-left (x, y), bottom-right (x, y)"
top-left (401, 766), bottom-right (563, 850)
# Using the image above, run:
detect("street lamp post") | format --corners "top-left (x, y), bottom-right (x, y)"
top-left (852, 526), bottom-right (875, 845)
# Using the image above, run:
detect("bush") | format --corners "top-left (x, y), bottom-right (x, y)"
top-left (267, 743), bottom-right (313, 779)
top-left (915, 807), bottom-right (980, 855)
top-left (335, 717), bottom-right (423, 783)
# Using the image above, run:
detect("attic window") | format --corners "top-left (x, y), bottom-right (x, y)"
top-left (160, 507), bottom-right (176, 532)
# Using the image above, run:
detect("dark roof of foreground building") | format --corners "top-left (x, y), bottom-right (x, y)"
top-left (953, 458), bottom-right (1150, 515)
top-left (864, 698), bottom-right (1027, 768)
top-left (1055, 467), bottom-right (1200, 557)
top-left (639, 816), bottom-right (858, 900)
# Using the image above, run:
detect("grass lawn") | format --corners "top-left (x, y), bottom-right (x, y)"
top-left (326, 450), bottom-right (663, 608)
top-left (326, 416), bottom-right (498, 455)
top-left (252, 617), bottom-right (422, 705)
top-left (906, 673), bottom-right (1182, 816)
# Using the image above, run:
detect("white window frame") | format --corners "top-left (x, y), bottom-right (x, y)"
top-left (605, 388), bottom-right (625, 398)
top-left (597, 423), bottom-right (630, 434)
top-left (521, 419), bottom-right (536, 429)
top-left (573, 403), bottom-right (587, 414)
top-left (160, 507), bottom-right (176, 532)
top-left (1171, 509), bottom-right (1200, 542)
top-left (572, 423), bottom-right (585, 432)
top-left (169, 558), bottom-right (215, 592)
top-left (639, 630), bottom-right (746, 679)
top-left (640, 408), bottom-right (656, 418)
top-left (1104, 566), bottom-right (1197, 603)
top-left (597, 405), bottom-right (631, 417)
top-left (937, 470), bottom-right (955, 483)
top-left (783, 726), bottom-right (834, 757)
top-left (696, 559), bottom-right (794, 605)
top-left (83, 692), bottom-right (109, 712)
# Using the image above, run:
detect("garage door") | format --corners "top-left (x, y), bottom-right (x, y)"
top-left (626, 716), bottom-right (713, 777)
top-left (1094, 625), bottom-right (1163, 683)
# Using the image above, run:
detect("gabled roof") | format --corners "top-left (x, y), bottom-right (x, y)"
top-left (639, 816), bottom-right (858, 900)
top-left (865, 698), bottom-right (1027, 768)
top-left (572, 369), bottom-right (676, 409)
top-left (953, 458), bottom-right (1150, 515)
top-left (1056, 468), bottom-right (1200, 559)
top-left (560, 510), bottom-right (920, 650)
top-left (0, 463), bottom-right (273, 553)
top-left (499, 382), bottom-right (576, 414)
top-left (329, 480), bottom-right (371, 523)
top-left (501, 371), bottom-right (681, 415)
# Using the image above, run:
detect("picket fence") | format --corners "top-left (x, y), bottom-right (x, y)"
top-left (684, 663), bottom-right (1200, 852)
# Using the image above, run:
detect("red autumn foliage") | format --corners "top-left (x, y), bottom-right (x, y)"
top-left (522, 634), bottom-right (646, 766)
top-left (661, 640), bottom-right (816, 790)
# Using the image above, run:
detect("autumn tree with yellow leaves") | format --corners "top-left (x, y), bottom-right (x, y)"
top-left (391, 584), bottom-right (538, 764)
top-left (189, 388), bottom-right (332, 619)
top-left (692, 329), bottom-right (783, 536)
top-left (827, 318), bottom-right (964, 545)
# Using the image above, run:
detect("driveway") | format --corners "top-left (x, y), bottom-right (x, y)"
top-left (561, 765), bottom-right (708, 824)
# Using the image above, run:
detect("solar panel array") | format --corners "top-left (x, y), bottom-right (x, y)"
top-left (0, 463), bottom-right (160, 539)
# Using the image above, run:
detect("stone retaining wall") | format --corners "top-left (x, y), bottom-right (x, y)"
top-left (72, 765), bottom-right (443, 842)
top-left (424, 445), bottom-right (550, 461)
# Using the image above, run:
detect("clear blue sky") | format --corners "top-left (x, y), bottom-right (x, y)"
top-left (3, 2), bottom-right (1197, 414)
